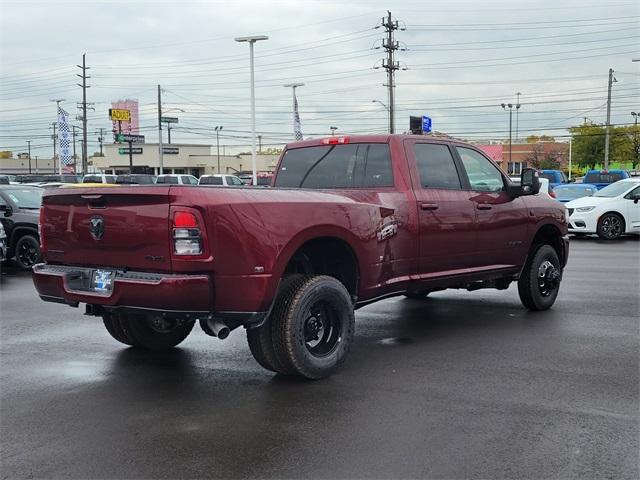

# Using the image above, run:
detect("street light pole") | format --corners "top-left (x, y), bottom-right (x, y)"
top-left (372, 99), bottom-right (390, 132)
top-left (501, 103), bottom-right (515, 165)
top-left (214, 126), bottom-right (223, 173)
top-left (27, 140), bottom-right (31, 173)
top-left (515, 92), bottom-right (521, 141)
top-left (235, 35), bottom-right (268, 186)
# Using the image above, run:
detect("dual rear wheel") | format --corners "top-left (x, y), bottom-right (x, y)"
top-left (102, 312), bottom-right (195, 350)
top-left (247, 275), bottom-right (355, 380)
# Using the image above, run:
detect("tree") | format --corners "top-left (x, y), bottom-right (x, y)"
top-left (569, 123), bottom-right (635, 169)
top-left (525, 143), bottom-right (560, 169)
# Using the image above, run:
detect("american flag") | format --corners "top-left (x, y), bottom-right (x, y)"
top-left (293, 90), bottom-right (303, 141)
top-left (57, 106), bottom-right (73, 171)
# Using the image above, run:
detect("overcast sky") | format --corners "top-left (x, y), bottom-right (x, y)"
top-left (1, 0), bottom-right (639, 157)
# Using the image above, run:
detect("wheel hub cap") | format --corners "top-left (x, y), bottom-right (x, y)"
top-left (538, 260), bottom-right (560, 297)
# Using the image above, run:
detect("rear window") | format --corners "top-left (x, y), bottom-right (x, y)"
top-left (274, 143), bottom-right (393, 189)
top-left (553, 186), bottom-right (596, 199)
top-left (83, 175), bottom-right (103, 183)
top-left (584, 172), bottom-right (624, 184)
top-left (539, 173), bottom-right (556, 183)
top-left (156, 176), bottom-right (179, 184)
top-left (199, 176), bottom-right (223, 185)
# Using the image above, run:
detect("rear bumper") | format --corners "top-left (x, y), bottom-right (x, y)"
top-left (33, 263), bottom-right (212, 312)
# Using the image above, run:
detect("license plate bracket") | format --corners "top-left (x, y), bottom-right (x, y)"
top-left (91, 269), bottom-right (114, 292)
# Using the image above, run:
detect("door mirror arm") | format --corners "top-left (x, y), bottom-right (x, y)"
top-left (0, 205), bottom-right (12, 217)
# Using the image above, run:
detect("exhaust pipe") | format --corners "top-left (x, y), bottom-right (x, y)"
top-left (200, 318), bottom-right (230, 340)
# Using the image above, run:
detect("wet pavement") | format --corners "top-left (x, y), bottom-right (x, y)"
top-left (1, 237), bottom-right (638, 479)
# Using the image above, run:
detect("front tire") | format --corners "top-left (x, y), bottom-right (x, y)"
top-left (270, 275), bottom-right (355, 380)
top-left (597, 213), bottom-right (624, 240)
top-left (518, 244), bottom-right (562, 311)
top-left (14, 235), bottom-right (40, 270)
top-left (103, 312), bottom-right (194, 350)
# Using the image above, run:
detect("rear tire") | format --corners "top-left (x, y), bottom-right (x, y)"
top-left (246, 276), bottom-right (303, 374)
top-left (14, 235), bottom-right (40, 270)
top-left (103, 313), bottom-right (194, 350)
top-left (271, 275), bottom-right (355, 380)
top-left (597, 213), bottom-right (624, 240)
top-left (518, 244), bottom-right (562, 311)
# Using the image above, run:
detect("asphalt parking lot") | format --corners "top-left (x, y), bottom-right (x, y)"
top-left (1, 237), bottom-right (638, 479)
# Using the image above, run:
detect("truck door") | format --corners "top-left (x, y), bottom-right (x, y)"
top-left (453, 146), bottom-right (529, 268)
top-left (405, 140), bottom-right (477, 275)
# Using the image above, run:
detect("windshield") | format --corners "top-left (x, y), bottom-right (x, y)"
top-left (199, 176), bottom-right (223, 185)
top-left (155, 176), bottom-right (178, 184)
top-left (553, 186), bottom-right (596, 199)
top-left (3, 188), bottom-right (43, 208)
top-left (594, 181), bottom-right (635, 198)
top-left (539, 173), bottom-right (556, 183)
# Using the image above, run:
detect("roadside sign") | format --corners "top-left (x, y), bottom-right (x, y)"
top-left (115, 133), bottom-right (145, 144)
top-left (109, 109), bottom-right (131, 122)
top-left (422, 116), bottom-right (432, 133)
top-left (160, 116), bottom-right (179, 124)
top-left (118, 147), bottom-right (143, 155)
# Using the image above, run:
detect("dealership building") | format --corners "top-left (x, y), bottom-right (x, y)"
top-left (92, 143), bottom-right (279, 177)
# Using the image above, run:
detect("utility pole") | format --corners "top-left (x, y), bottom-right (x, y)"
top-left (51, 122), bottom-right (57, 172)
top-left (158, 84), bottom-right (164, 174)
top-left (27, 140), bottom-right (31, 174)
top-left (604, 68), bottom-right (615, 171)
top-left (258, 134), bottom-right (262, 152)
top-left (214, 126), bottom-right (223, 173)
top-left (71, 125), bottom-right (80, 171)
top-left (381, 11), bottom-right (401, 134)
top-left (515, 92), bottom-right (522, 141)
top-left (97, 128), bottom-right (104, 156)
top-left (76, 54), bottom-right (90, 174)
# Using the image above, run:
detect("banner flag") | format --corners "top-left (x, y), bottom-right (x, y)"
top-left (293, 91), bottom-right (303, 141)
top-left (57, 106), bottom-right (73, 172)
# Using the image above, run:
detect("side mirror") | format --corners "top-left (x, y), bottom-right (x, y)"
top-left (0, 204), bottom-right (12, 217)
top-left (630, 192), bottom-right (640, 204)
top-left (519, 168), bottom-right (541, 196)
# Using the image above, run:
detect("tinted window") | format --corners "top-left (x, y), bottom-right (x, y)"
top-left (540, 173), bottom-right (556, 183)
top-left (3, 188), bottom-right (43, 208)
top-left (156, 176), bottom-right (179, 184)
top-left (200, 176), bottom-right (223, 185)
top-left (83, 175), bottom-right (102, 183)
top-left (274, 143), bottom-right (393, 189)
top-left (457, 147), bottom-right (504, 192)
top-left (584, 172), bottom-right (625, 184)
top-left (413, 143), bottom-right (461, 189)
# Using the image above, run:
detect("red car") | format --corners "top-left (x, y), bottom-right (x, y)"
top-left (33, 134), bottom-right (569, 379)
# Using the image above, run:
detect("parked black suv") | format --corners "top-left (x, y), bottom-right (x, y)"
top-left (0, 185), bottom-right (43, 269)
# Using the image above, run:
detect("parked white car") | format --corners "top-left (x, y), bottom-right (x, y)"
top-left (198, 174), bottom-right (244, 186)
top-left (82, 174), bottom-right (117, 184)
top-left (511, 177), bottom-right (555, 200)
top-left (566, 178), bottom-right (640, 240)
top-left (155, 174), bottom-right (199, 185)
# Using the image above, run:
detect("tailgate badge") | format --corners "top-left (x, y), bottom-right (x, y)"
top-left (89, 216), bottom-right (105, 240)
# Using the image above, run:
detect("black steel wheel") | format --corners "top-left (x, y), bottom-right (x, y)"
top-left (597, 213), bottom-right (624, 240)
top-left (270, 275), bottom-right (355, 379)
top-left (14, 235), bottom-right (40, 270)
top-left (518, 244), bottom-right (562, 311)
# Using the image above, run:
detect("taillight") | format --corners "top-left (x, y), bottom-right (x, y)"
top-left (321, 136), bottom-right (349, 145)
top-left (38, 206), bottom-right (46, 252)
top-left (172, 211), bottom-right (202, 255)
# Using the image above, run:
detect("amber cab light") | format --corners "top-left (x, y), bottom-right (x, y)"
top-left (321, 136), bottom-right (349, 145)
top-left (173, 211), bottom-right (198, 228)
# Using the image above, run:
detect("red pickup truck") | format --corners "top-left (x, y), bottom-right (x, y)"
top-left (33, 134), bottom-right (569, 379)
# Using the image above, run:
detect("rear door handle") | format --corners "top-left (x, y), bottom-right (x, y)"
top-left (421, 203), bottom-right (439, 210)
top-left (477, 204), bottom-right (492, 210)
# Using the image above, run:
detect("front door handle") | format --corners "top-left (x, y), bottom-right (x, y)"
top-left (477, 204), bottom-right (492, 210)
top-left (421, 203), bottom-right (439, 210)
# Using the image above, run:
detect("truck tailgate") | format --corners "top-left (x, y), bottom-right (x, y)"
top-left (41, 186), bottom-right (173, 272)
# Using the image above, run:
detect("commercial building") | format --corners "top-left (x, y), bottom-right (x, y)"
top-left (0, 153), bottom-right (56, 174)
top-left (474, 141), bottom-right (569, 176)
top-left (92, 143), bottom-right (279, 177)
